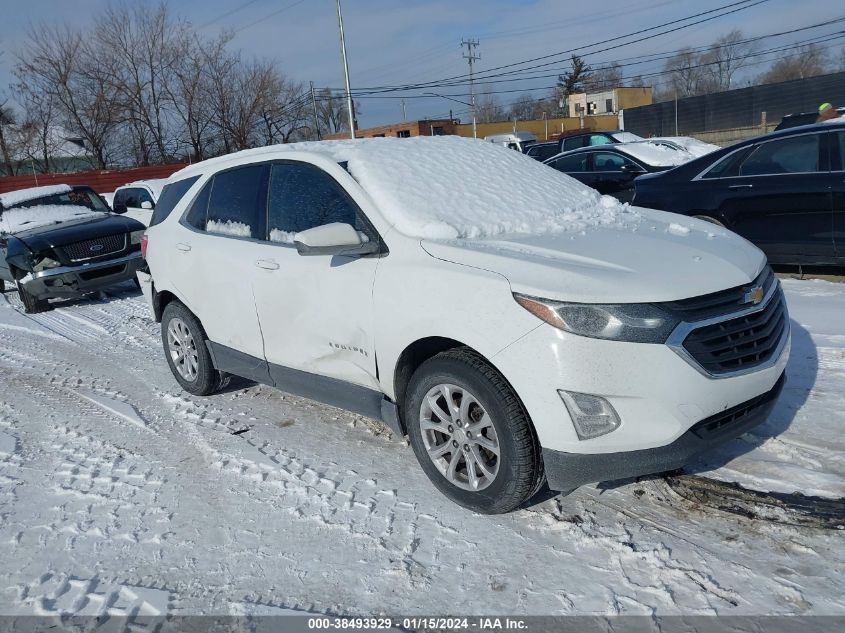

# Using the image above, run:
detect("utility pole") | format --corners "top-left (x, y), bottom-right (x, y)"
top-left (310, 81), bottom-right (322, 140)
top-left (461, 38), bottom-right (480, 139)
top-left (335, 0), bottom-right (356, 139)
top-left (401, 99), bottom-right (406, 121)
top-left (674, 89), bottom-right (679, 136)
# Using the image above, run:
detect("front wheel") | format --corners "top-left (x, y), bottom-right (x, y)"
top-left (16, 281), bottom-right (51, 314)
top-left (405, 348), bottom-right (543, 514)
top-left (161, 301), bottom-right (224, 396)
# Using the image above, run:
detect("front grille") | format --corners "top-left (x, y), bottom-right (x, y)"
top-left (690, 373), bottom-right (785, 440)
top-left (60, 234), bottom-right (127, 262)
top-left (662, 266), bottom-right (776, 321)
top-left (681, 286), bottom-right (787, 375)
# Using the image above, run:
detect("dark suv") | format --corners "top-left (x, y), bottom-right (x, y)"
top-left (0, 184), bottom-right (146, 312)
top-left (633, 122), bottom-right (845, 266)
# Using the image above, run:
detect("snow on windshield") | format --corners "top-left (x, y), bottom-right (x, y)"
top-left (0, 204), bottom-right (103, 234)
top-left (653, 136), bottom-right (720, 158)
top-left (172, 136), bottom-right (640, 241)
top-left (0, 184), bottom-right (72, 209)
top-left (619, 142), bottom-right (692, 167)
top-left (207, 219), bottom-right (251, 238)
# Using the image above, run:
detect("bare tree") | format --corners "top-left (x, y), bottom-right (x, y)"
top-left (584, 63), bottom-right (623, 92)
top-left (475, 92), bottom-right (505, 123)
top-left (315, 89), bottom-right (359, 135)
top-left (0, 99), bottom-right (18, 176)
top-left (759, 44), bottom-right (830, 84)
top-left (838, 46), bottom-right (845, 71)
top-left (664, 48), bottom-right (708, 97)
top-left (701, 30), bottom-right (756, 91)
top-left (15, 24), bottom-right (121, 168)
top-left (15, 86), bottom-right (63, 173)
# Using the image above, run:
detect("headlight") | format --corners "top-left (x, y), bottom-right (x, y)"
top-left (32, 254), bottom-right (61, 273)
top-left (513, 293), bottom-right (679, 343)
top-left (130, 230), bottom-right (145, 245)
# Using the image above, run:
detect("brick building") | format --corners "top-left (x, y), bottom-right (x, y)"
top-left (324, 119), bottom-right (457, 140)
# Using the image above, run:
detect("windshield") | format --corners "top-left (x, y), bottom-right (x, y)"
top-left (7, 188), bottom-right (109, 213)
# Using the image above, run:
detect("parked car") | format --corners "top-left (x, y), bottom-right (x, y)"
top-left (112, 179), bottom-right (168, 226)
top-left (633, 121), bottom-right (845, 266)
top-left (523, 141), bottom-right (560, 162)
top-left (0, 184), bottom-right (145, 313)
top-left (774, 107), bottom-right (845, 131)
top-left (543, 142), bottom-right (690, 202)
top-left (139, 136), bottom-right (788, 513)
top-left (557, 130), bottom-right (643, 153)
top-left (558, 130), bottom-right (719, 158)
top-left (484, 132), bottom-right (537, 152)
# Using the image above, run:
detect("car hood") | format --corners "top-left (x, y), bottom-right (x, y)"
top-left (11, 213), bottom-right (144, 253)
top-left (420, 207), bottom-right (766, 303)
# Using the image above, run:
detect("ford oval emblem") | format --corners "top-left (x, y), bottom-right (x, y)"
top-left (89, 244), bottom-right (104, 252)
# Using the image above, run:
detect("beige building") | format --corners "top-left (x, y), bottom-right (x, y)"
top-left (567, 87), bottom-right (652, 117)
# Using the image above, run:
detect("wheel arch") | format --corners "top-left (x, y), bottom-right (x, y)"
top-left (390, 336), bottom-right (533, 437)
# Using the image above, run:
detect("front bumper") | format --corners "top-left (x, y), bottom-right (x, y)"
top-left (19, 251), bottom-right (144, 299)
top-left (542, 372), bottom-right (785, 490)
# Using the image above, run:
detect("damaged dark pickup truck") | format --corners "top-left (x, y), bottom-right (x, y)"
top-left (0, 184), bottom-right (146, 313)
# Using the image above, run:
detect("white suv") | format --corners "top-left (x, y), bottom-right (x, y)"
top-left (138, 136), bottom-right (789, 513)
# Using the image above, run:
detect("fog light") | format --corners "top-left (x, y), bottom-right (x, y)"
top-left (558, 390), bottom-right (621, 440)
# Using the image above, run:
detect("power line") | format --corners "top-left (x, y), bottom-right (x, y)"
top-left (198, 0), bottom-right (262, 29)
top-left (234, 0), bottom-right (307, 34)
top-left (335, 0), bottom-right (771, 97)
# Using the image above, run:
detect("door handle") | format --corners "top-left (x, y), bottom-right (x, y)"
top-left (176, 243), bottom-right (192, 252)
top-left (255, 259), bottom-right (280, 270)
top-left (728, 183), bottom-right (754, 191)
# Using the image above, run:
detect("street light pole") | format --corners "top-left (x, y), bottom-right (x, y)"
top-left (335, 0), bottom-right (356, 139)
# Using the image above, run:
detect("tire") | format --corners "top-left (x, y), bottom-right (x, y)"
top-left (161, 300), bottom-right (224, 396)
top-left (16, 281), bottom-right (51, 314)
top-left (404, 347), bottom-right (543, 514)
top-left (692, 214), bottom-right (725, 227)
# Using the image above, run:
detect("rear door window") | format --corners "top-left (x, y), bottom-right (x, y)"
top-left (739, 134), bottom-right (821, 176)
top-left (204, 164), bottom-right (268, 239)
top-left (562, 136), bottom-right (588, 152)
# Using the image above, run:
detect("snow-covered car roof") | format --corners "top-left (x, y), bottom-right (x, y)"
top-left (0, 204), bottom-right (103, 235)
top-left (116, 178), bottom-right (169, 199)
top-left (649, 136), bottom-right (720, 158)
top-left (614, 141), bottom-right (694, 167)
top-left (0, 184), bottom-right (72, 210)
top-left (170, 136), bottom-right (636, 241)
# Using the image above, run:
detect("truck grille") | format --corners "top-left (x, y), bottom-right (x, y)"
top-left (60, 234), bottom-right (127, 262)
top-left (680, 287), bottom-right (787, 375)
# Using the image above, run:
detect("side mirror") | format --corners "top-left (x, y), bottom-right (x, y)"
top-left (141, 200), bottom-right (154, 210)
top-left (293, 222), bottom-right (379, 257)
top-left (113, 203), bottom-right (127, 214)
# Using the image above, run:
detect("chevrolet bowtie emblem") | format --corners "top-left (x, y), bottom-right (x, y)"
top-left (743, 285), bottom-right (764, 305)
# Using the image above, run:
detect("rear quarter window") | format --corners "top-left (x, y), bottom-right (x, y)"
top-left (149, 176), bottom-right (200, 227)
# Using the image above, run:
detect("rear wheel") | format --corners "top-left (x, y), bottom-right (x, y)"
top-left (405, 348), bottom-right (543, 514)
top-left (16, 282), bottom-right (51, 314)
top-left (161, 301), bottom-right (224, 396)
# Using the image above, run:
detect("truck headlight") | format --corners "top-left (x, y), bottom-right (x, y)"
top-left (130, 230), bottom-right (145, 245)
top-left (514, 294), bottom-right (679, 343)
top-left (32, 254), bottom-right (61, 273)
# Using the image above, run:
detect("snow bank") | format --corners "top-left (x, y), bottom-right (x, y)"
top-left (0, 204), bottom-right (103, 234)
top-left (0, 184), bottom-right (72, 209)
top-left (207, 219), bottom-right (251, 238)
top-left (174, 136), bottom-right (633, 240)
top-left (619, 141), bottom-right (692, 167)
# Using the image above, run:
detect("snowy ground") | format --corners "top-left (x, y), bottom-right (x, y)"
top-left (0, 279), bottom-right (842, 617)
